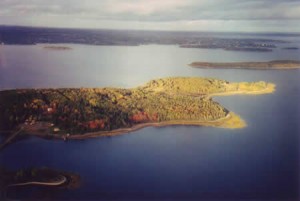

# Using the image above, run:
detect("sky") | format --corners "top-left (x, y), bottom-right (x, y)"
top-left (0, 0), bottom-right (300, 32)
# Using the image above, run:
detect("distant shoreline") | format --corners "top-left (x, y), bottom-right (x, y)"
top-left (43, 45), bottom-right (72, 50)
top-left (189, 60), bottom-right (300, 70)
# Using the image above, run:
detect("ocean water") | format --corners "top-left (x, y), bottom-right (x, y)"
top-left (0, 40), bottom-right (299, 200)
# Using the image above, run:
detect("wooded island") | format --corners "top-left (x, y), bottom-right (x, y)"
top-left (0, 77), bottom-right (275, 141)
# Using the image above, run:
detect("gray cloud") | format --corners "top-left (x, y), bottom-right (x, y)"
top-left (0, 0), bottom-right (299, 32)
top-left (1, 0), bottom-right (300, 20)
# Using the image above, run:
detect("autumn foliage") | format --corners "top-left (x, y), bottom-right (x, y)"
top-left (130, 112), bottom-right (158, 123)
top-left (0, 77), bottom-right (272, 135)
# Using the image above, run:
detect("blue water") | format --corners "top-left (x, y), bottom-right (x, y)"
top-left (1, 43), bottom-right (300, 89)
top-left (0, 41), bottom-right (299, 200)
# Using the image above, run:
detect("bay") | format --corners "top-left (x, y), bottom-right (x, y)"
top-left (0, 40), bottom-right (299, 200)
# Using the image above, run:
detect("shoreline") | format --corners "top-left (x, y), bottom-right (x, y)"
top-left (209, 83), bottom-right (276, 97)
top-left (20, 85), bottom-right (275, 140)
top-left (2, 167), bottom-right (81, 193)
top-left (7, 175), bottom-right (67, 187)
top-left (53, 85), bottom-right (275, 140)
top-left (1, 82), bottom-right (275, 143)
top-left (26, 112), bottom-right (245, 141)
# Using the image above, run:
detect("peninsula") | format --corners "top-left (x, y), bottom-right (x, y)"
top-left (189, 60), bottom-right (300, 70)
top-left (0, 77), bottom-right (275, 143)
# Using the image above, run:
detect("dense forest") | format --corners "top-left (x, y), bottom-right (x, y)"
top-left (0, 77), bottom-right (272, 135)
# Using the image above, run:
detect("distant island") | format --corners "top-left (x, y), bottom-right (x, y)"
top-left (43, 46), bottom-right (72, 50)
top-left (180, 44), bottom-right (274, 52)
top-left (189, 60), bottom-right (300, 70)
top-left (0, 77), bottom-right (275, 145)
top-left (282, 47), bottom-right (299, 50)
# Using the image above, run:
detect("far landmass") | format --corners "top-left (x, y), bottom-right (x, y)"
top-left (0, 77), bottom-right (275, 146)
top-left (189, 60), bottom-right (300, 69)
top-left (0, 26), bottom-right (289, 52)
top-left (282, 47), bottom-right (299, 50)
top-left (43, 45), bottom-right (72, 50)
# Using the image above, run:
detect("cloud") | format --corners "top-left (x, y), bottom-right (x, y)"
top-left (0, 0), bottom-right (299, 32)
top-left (105, 0), bottom-right (192, 15)
top-left (1, 0), bottom-right (300, 20)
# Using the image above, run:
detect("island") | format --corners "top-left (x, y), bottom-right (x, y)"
top-left (282, 47), bottom-right (299, 50)
top-left (0, 167), bottom-right (80, 200)
top-left (43, 46), bottom-right (72, 50)
top-left (0, 77), bottom-right (275, 145)
top-left (180, 45), bottom-right (273, 52)
top-left (189, 60), bottom-right (300, 69)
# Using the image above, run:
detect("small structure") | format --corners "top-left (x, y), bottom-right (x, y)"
top-left (63, 133), bottom-right (70, 141)
top-left (53, 127), bottom-right (60, 133)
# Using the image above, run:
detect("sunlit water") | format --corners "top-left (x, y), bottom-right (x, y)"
top-left (0, 39), bottom-right (299, 200)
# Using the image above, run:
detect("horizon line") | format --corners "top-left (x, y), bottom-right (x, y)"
top-left (1, 24), bottom-right (300, 35)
